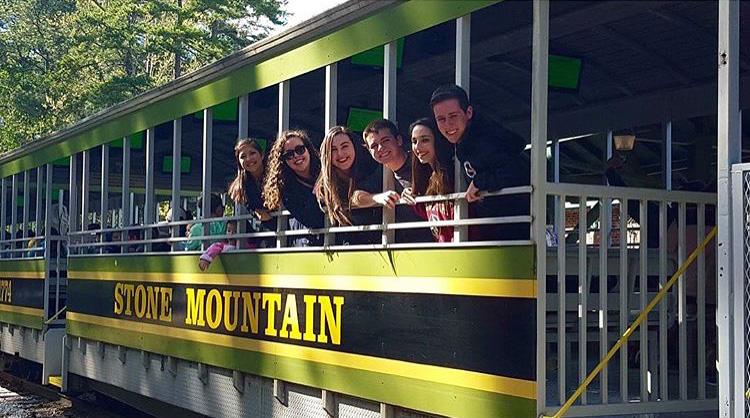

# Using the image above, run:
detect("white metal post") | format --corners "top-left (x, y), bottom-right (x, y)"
top-left (664, 121), bottom-right (673, 190)
top-left (69, 154), bottom-right (79, 234)
top-left (145, 127), bottom-right (155, 251)
top-left (81, 150), bottom-right (90, 227)
top-left (454, 15), bottom-right (471, 242)
top-left (532, 0), bottom-right (549, 414)
top-left (43, 164), bottom-right (52, 322)
top-left (236, 96), bottom-right (249, 246)
top-left (1, 178), bottom-right (6, 243)
top-left (11, 174), bottom-right (17, 248)
top-left (22, 171), bottom-right (29, 240)
top-left (717, 1), bottom-right (741, 417)
top-left (324, 65), bottom-right (338, 247)
top-left (121, 137), bottom-right (131, 228)
top-left (172, 119), bottom-right (182, 250)
top-left (202, 108), bottom-right (213, 235)
top-left (382, 41), bottom-right (397, 246)
top-left (35, 167), bottom-right (42, 236)
top-left (101, 144), bottom-right (109, 228)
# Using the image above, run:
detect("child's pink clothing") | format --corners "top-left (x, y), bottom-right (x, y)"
top-left (200, 242), bottom-right (236, 263)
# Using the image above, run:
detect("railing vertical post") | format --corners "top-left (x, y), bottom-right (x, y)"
top-left (619, 198), bottom-right (628, 402)
top-left (172, 119), bottom-right (182, 251)
top-left (202, 108), bottom-right (213, 251)
top-left (639, 200), bottom-right (649, 401)
top-left (578, 196), bottom-right (587, 405)
top-left (453, 14), bottom-right (471, 243)
top-left (144, 127), bottom-right (155, 252)
top-left (599, 197), bottom-right (610, 404)
top-left (658, 201), bottom-right (668, 399)
top-left (382, 41), bottom-right (397, 246)
top-left (532, 0), bottom-right (549, 413)
top-left (717, 0), bottom-right (741, 416)
top-left (677, 202), bottom-right (688, 400)
top-left (556, 194), bottom-right (566, 404)
top-left (697, 202), bottom-right (707, 400)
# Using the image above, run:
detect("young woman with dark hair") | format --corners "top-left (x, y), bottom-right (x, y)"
top-left (227, 138), bottom-right (273, 247)
top-left (262, 130), bottom-right (324, 246)
top-left (402, 118), bottom-right (456, 242)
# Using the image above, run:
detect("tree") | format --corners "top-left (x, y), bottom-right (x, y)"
top-left (0, 0), bottom-right (286, 153)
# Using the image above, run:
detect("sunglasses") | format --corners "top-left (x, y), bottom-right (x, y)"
top-left (282, 145), bottom-right (307, 161)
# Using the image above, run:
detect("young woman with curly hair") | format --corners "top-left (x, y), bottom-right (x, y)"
top-left (262, 130), bottom-right (324, 246)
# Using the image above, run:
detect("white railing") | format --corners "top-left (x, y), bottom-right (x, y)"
top-left (542, 182), bottom-right (717, 417)
top-left (66, 186), bottom-right (533, 256)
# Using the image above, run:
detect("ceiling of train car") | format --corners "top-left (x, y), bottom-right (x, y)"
top-left (38, 0), bottom-right (750, 207)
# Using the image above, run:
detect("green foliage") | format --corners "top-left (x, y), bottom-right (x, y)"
top-left (0, 0), bottom-right (286, 153)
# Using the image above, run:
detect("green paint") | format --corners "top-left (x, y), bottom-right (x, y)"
top-left (351, 38), bottom-right (405, 68)
top-left (193, 97), bottom-right (238, 121)
top-left (0, 311), bottom-right (43, 330)
top-left (0, 259), bottom-right (46, 274)
top-left (0, 0), bottom-right (498, 177)
top-left (549, 54), bottom-right (581, 90)
top-left (111, 131), bottom-right (144, 149)
top-left (68, 246), bottom-right (534, 279)
top-left (346, 107), bottom-right (383, 132)
top-left (67, 319), bottom-right (535, 418)
top-left (162, 156), bottom-right (192, 174)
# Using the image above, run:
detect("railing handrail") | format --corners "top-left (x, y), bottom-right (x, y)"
top-left (546, 182), bottom-right (716, 204)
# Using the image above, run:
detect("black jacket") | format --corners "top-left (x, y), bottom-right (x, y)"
top-left (456, 112), bottom-right (529, 191)
top-left (282, 172), bottom-right (324, 230)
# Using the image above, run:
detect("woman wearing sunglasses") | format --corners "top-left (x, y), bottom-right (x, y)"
top-left (402, 118), bottom-right (456, 242)
top-left (263, 130), bottom-right (324, 246)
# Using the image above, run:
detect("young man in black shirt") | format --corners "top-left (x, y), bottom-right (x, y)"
top-left (430, 84), bottom-right (530, 240)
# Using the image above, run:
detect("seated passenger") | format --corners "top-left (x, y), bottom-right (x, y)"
top-left (198, 222), bottom-right (236, 271)
top-left (184, 193), bottom-right (226, 251)
top-left (262, 130), bottom-right (324, 247)
top-left (430, 84), bottom-right (530, 240)
top-left (315, 126), bottom-right (382, 244)
top-left (402, 118), bottom-right (456, 242)
top-left (227, 137), bottom-right (273, 247)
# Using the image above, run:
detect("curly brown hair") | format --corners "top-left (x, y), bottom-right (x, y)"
top-left (227, 138), bottom-right (264, 206)
top-left (262, 130), bottom-right (320, 210)
top-left (315, 126), bottom-right (358, 226)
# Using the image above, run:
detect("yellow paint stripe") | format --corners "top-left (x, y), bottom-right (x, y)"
top-left (0, 304), bottom-right (44, 316)
top-left (67, 271), bottom-right (536, 299)
top-left (68, 311), bottom-right (536, 400)
top-left (0, 271), bottom-right (44, 279)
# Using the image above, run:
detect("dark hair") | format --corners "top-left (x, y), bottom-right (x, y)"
top-left (409, 118), bottom-right (454, 196)
top-left (262, 129), bottom-right (321, 210)
top-left (362, 118), bottom-right (399, 142)
top-left (197, 193), bottom-right (224, 215)
top-left (429, 84), bottom-right (470, 111)
top-left (228, 138), bottom-right (264, 206)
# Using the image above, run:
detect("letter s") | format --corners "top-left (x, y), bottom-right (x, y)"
top-left (114, 283), bottom-right (124, 315)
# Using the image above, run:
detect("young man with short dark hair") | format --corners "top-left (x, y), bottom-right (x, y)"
top-left (430, 84), bottom-right (529, 240)
top-left (362, 118), bottom-right (412, 191)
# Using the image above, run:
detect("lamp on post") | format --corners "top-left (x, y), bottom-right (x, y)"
top-left (613, 134), bottom-right (636, 151)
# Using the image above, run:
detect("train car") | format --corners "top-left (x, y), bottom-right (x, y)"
top-left (0, 0), bottom-right (748, 417)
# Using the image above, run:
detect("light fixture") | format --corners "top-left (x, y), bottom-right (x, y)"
top-left (613, 134), bottom-right (636, 151)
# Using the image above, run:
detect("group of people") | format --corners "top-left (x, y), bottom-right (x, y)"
top-left (181, 85), bottom-right (529, 269)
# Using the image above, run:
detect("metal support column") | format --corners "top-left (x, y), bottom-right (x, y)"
top-left (532, 0), bottom-right (549, 415)
top-left (1, 178), bottom-right (6, 243)
top-left (324, 65), bottom-right (338, 247)
top-left (121, 137), bottom-right (131, 228)
top-left (81, 150), bottom-right (90, 226)
top-left (202, 109), bottom-right (213, 231)
top-left (717, 1), bottom-right (741, 417)
top-left (236, 96), bottom-right (249, 246)
top-left (10, 174), bottom-right (17, 248)
top-left (172, 119), bottom-right (182, 250)
top-left (35, 167), bottom-right (42, 236)
top-left (43, 164), bottom-right (52, 322)
top-left (22, 171), bottom-right (29, 240)
top-left (144, 127), bottom-right (156, 250)
top-left (382, 41), bottom-right (397, 245)
top-left (454, 15), bottom-right (471, 242)
top-left (101, 144), bottom-right (109, 227)
top-left (277, 81), bottom-right (290, 248)
top-left (664, 121), bottom-right (673, 190)
top-left (69, 154), bottom-right (79, 234)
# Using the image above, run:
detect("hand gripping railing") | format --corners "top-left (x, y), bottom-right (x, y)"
top-left (540, 225), bottom-right (718, 418)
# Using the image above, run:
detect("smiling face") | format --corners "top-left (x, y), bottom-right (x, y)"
top-left (410, 124), bottom-right (437, 165)
top-left (330, 133), bottom-right (355, 173)
top-left (364, 128), bottom-right (404, 169)
top-left (432, 98), bottom-right (473, 144)
top-left (238, 142), bottom-right (263, 176)
top-left (283, 136), bottom-right (310, 178)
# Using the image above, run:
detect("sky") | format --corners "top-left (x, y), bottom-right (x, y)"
top-left (271, 0), bottom-right (348, 34)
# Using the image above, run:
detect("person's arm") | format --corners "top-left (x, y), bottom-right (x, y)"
top-left (351, 189), bottom-right (400, 209)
